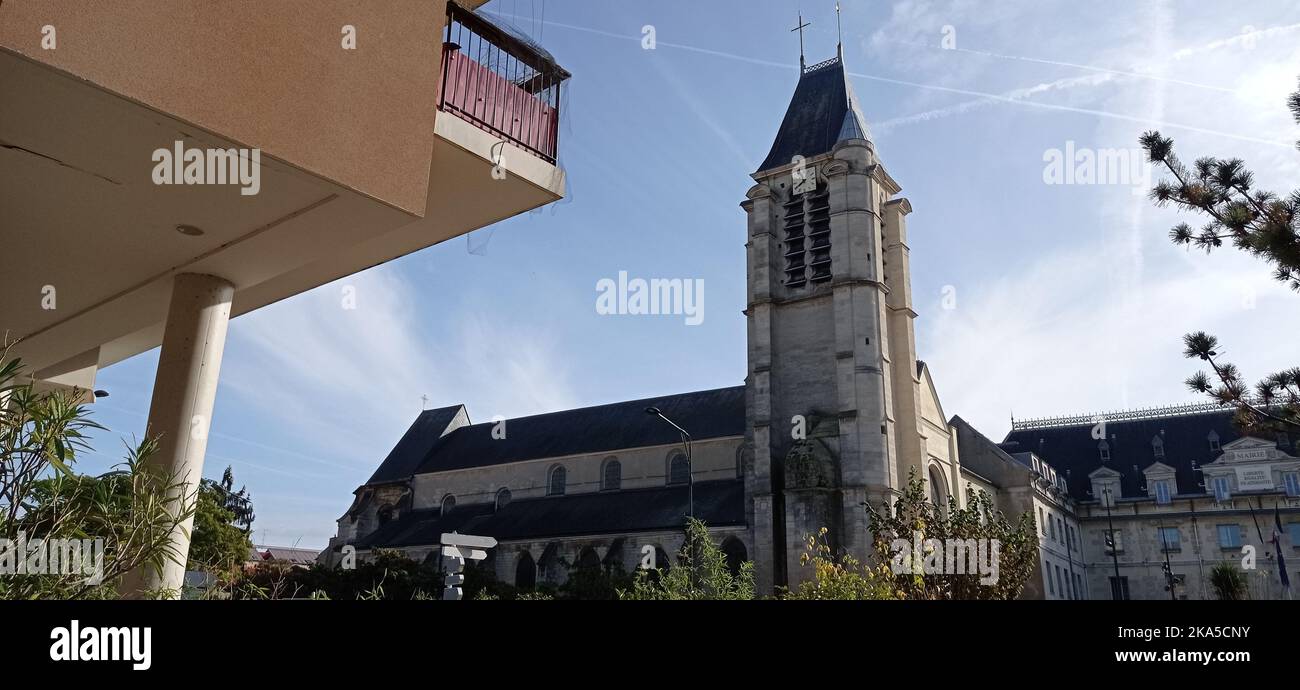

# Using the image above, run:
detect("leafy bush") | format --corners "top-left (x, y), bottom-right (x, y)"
top-left (619, 518), bottom-right (755, 600)
top-left (0, 344), bottom-right (194, 599)
top-left (1210, 562), bottom-right (1247, 601)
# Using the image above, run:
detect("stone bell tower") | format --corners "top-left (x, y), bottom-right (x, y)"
top-left (741, 52), bottom-right (919, 593)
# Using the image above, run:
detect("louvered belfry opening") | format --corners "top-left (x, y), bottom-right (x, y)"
top-left (805, 183), bottom-right (831, 282)
top-left (782, 181), bottom-right (831, 288)
top-left (782, 190), bottom-right (807, 287)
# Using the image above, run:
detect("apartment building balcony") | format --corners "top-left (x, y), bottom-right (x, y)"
top-left (1, 0), bottom-right (568, 383)
top-left (0, 0), bottom-right (569, 596)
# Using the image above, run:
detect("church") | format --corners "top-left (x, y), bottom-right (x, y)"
top-left (323, 41), bottom-right (968, 595)
top-left (322, 43), bottom-right (1300, 599)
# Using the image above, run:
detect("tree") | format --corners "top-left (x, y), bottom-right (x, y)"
top-left (187, 482), bottom-right (254, 576)
top-left (1181, 332), bottom-right (1299, 433)
top-left (1141, 78), bottom-right (1300, 431)
top-left (1209, 561), bottom-right (1248, 601)
top-left (201, 465), bottom-right (254, 534)
top-left (1140, 78), bottom-right (1300, 291)
top-left (859, 471), bottom-right (1038, 600)
top-left (783, 527), bottom-right (897, 600)
top-left (619, 518), bottom-right (755, 600)
top-left (0, 343), bottom-right (195, 599)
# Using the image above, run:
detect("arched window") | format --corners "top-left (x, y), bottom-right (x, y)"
top-left (440, 494), bottom-right (455, 515)
top-left (377, 505), bottom-right (394, 525)
top-left (603, 538), bottom-right (627, 572)
top-left (668, 452), bottom-right (690, 485)
top-left (538, 543), bottom-right (564, 584)
top-left (515, 552), bottom-right (536, 589)
top-left (602, 458), bottom-right (622, 491)
top-left (548, 465), bottom-right (566, 496)
top-left (735, 445), bottom-right (750, 478)
top-left (928, 466), bottom-right (947, 511)
top-left (653, 546), bottom-right (672, 572)
top-left (576, 546), bottom-right (601, 572)
top-left (495, 488), bottom-right (512, 511)
top-left (720, 537), bottom-right (748, 578)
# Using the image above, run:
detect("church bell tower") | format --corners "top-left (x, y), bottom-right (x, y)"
top-left (741, 49), bottom-right (922, 592)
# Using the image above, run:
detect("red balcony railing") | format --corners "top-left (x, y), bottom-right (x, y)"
top-left (439, 2), bottom-right (569, 164)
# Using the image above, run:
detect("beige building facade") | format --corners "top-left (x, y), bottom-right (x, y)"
top-left (2, 1), bottom-right (570, 595)
top-left (1004, 405), bottom-right (1300, 600)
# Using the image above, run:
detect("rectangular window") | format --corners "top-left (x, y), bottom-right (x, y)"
top-left (1106, 529), bottom-right (1124, 554)
top-left (1217, 524), bottom-right (1242, 548)
top-left (1073, 573), bottom-right (1082, 600)
top-left (1049, 517), bottom-right (1056, 540)
top-left (1213, 476), bottom-right (1232, 502)
top-left (1056, 566), bottom-right (1065, 598)
top-left (1154, 480), bottom-right (1172, 505)
top-left (1159, 526), bottom-right (1181, 552)
top-left (1045, 560), bottom-right (1054, 596)
top-left (1110, 576), bottom-right (1130, 600)
top-left (1288, 523), bottom-right (1300, 546)
top-left (1284, 473), bottom-right (1300, 498)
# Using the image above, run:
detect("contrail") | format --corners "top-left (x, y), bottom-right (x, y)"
top-left (871, 36), bottom-right (1236, 93)
top-left (482, 11), bottom-right (1296, 149)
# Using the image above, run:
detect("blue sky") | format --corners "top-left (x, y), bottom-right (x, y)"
top-left (78, 1), bottom-right (1300, 548)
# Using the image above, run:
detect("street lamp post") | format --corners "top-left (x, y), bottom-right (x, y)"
top-left (1102, 486), bottom-right (1123, 600)
top-left (1157, 517), bottom-right (1178, 601)
top-left (646, 406), bottom-right (693, 522)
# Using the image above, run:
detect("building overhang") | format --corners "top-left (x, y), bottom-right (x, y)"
top-left (1, 2), bottom-right (565, 380)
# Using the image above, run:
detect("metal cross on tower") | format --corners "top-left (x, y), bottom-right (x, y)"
top-left (791, 13), bottom-right (811, 70)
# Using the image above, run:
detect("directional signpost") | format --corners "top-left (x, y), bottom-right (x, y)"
top-left (440, 532), bottom-right (497, 600)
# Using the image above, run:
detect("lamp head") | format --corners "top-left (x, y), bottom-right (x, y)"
top-left (645, 406), bottom-right (661, 416)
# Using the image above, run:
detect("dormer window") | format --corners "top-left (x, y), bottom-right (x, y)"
top-left (1151, 436), bottom-right (1165, 459)
top-left (1154, 479), bottom-right (1172, 505)
top-left (441, 494), bottom-right (456, 515)
top-left (1277, 432), bottom-right (1290, 449)
top-left (1098, 440), bottom-right (1110, 462)
top-left (1212, 476), bottom-right (1231, 502)
top-left (1208, 431), bottom-right (1221, 452)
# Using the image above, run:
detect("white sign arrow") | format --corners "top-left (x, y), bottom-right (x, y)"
top-left (441, 532), bottom-right (497, 549)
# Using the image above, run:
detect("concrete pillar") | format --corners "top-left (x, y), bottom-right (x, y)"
top-left (120, 273), bottom-right (234, 598)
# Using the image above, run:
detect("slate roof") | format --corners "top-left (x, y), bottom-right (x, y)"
top-left (1001, 408), bottom-right (1296, 502)
top-left (758, 56), bottom-right (872, 172)
top-left (353, 479), bottom-right (746, 549)
top-left (366, 405), bottom-right (465, 484)
top-left (259, 547), bottom-right (322, 565)
top-left (362, 386), bottom-right (746, 485)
